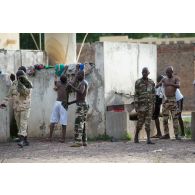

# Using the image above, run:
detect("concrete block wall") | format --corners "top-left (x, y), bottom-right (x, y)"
top-left (77, 43), bottom-right (96, 64)
top-left (87, 43), bottom-right (106, 137)
top-left (106, 111), bottom-right (131, 139)
top-left (27, 69), bottom-right (79, 138)
top-left (26, 42), bottom-right (157, 140)
top-left (77, 42), bottom-right (195, 111)
top-left (0, 42), bottom-right (157, 141)
top-left (157, 43), bottom-right (195, 111)
top-left (0, 45), bottom-right (104, 139)
top-left (28, 67), bottom-right (105, 139)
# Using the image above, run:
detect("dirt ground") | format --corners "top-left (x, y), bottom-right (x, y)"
top-left (0, 137), bottom-right (195, 163)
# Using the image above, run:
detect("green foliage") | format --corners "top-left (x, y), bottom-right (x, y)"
top-left (183, 117), bottom-right (191, 123)
top-left (88, 133), bottom-right (112, 141)
top-left (184, 121), bottom-right (191, 138)
top-left (88, 132), bottom-right (132, 141)
top-left (19, 33), bottom-right (195, 48)
top-left (182, 117), bottom-right (192, 138)
top-left (76, 33), bottom-right (195, 43)
top-left (20, 33), bottom-right (44, 50)
top-left (76, 33), bottom-right (157, 43)
top-left (122, 132), bottom-right (132, 141)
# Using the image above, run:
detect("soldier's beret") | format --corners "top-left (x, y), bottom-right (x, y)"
top-left (16, 70), bottom-right (25, 78)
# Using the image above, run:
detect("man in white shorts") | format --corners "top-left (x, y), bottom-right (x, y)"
top-left (48, 74), bottom-right (69, 143)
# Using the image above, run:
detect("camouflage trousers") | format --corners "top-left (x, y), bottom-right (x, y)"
top-left (136, 104), bottom-right (153, 133)
top-left (74, 102), bottom-right (89, 143)
top-left (162, 97), bottom-right (179, 135)
top-left (14, 108), bottom-right (30, 137)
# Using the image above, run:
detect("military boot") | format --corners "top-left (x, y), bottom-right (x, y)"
top-left (160, 134), bottom-right (170, 139)
top-left (17, 136), bottom-right (25, 148)
top-left (134, 129), bottom-right (139, 143)
top-left (146, 130), bottom-right (155, 144)
top-left (14, 137), bottom-right (20, 142)
top-left (82, 142), bottom-right (88, 146)
top-left (24, 136), bottom-right (29, 146)
top-left (175, 134), bottom-right (181, 140)
top-left (82, 123), bottom-right (87, 146)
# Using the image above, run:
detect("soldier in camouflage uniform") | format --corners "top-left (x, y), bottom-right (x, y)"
top-left (68, 70), bottom-right (89, 147)
top-left (156, 66), bottom-right (181, 140)
top-left (15, 70), bottom-right (32, 147)
top-left (0, 70), bottom-right (32, 147)
top-left (134, 67), bottom-right (155, 144)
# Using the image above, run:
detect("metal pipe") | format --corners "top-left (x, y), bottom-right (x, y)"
top-left (39, 33), bottom-right (42, 50)
top-left (76, 33), bottom-right (88, 63)
top-left (64, 33), bottom-right (70, 64)
top-left (30, 33), bottom-right (40, 50)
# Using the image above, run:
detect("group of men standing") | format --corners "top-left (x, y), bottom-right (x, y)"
top-left (0, 64), bottom-right (184, 147)
top-left (0, 65), bottom-right (89, 148)
top-left (48, 66), bottom-right (89, 147)
top-left (134, 66), bottom-right (184, 144)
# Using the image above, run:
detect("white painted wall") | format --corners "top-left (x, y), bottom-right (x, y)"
top-left (97, 42), bottom-right (157, 139)
top-left (86, 42), bottom-right (105, 137)
top-left (104, 42), bottom-right (138, 96)
top-left (0, 42), bottom-right (157, 141)
top-left (28, 68), bottom-right (105, 139)
top-left (103, 42), bottom-right (157, 106)
top-left (0, 50), bottom-right (47, 75)
top-left (0, 74), bottom-right (11, 141)
top-left (138, 44), bottom-right (157, 83)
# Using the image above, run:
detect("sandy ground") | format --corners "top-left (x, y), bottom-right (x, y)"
top-left (0, 138), bottom-right (195, 163)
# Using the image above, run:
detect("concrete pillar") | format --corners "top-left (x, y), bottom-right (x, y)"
top-left (0, 107), bottom-right (10, 142)
top-left (44, 33), bottom-right (76, 65)
top-left (106, 111), bottom-right (130, 139)
top-left (191, 112), bottom-right (195, 141)
top-left (0, 74), bottom-right (11, 141)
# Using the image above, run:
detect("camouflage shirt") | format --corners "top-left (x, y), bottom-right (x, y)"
top-left (4, 80), bottom-right (19, 110)
top-left (134, 78), bottom-right (155, 105)
top-left (16, 77), bottom-right (32, 111)
top-left (4, 79), bottom-right (32, 111)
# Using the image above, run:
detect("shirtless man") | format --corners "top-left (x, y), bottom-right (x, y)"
top-left (156, 66), bottom-right (181, 140)
top-left (68, 70), bottom-right (89, 147)
top-left (48, 74), bottom-right (69, 143)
